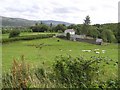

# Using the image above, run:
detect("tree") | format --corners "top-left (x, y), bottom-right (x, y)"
top-left (31, 24), bottom-right (50, 32)
top-left (88, 26), bottom-right (100, 38)
top-left (54, 24), bottom-right (67, 32)
top-left (9, 30), bottom-right (20, 38)
top-left (84, 15), bottom-right (91, 25)
top-left (50, 23), bottom-right (53, 27)
top-left (101, 29), bottom-right (116, 43)
top-left (81, 15), bottom-right (91, 35)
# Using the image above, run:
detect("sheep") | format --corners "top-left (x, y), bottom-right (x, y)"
top-left (87, 50), bottom-right (91, 52)
top-left (69, 50), bottom-right (72, 51)
top-left (94, 49), bottom-right (99, 51)
top-left (95, 51), bottom-right (100, 54)
top-left (102, 50), bottom-right (106, 53)
top-left (82, 50), bottom-right (91, 52)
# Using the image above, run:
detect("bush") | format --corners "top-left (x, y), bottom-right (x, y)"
top-left (9, 30), bottom-right (20, 38)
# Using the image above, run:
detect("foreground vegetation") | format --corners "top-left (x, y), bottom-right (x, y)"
top-left (2, 55), bottom-right (119, 88)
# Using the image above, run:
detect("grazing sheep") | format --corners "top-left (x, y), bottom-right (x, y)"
top-left (102, 52), bottom-right (105, 53)
top-left (102, 50), bottom-right (106, 53)
top-left (87, 50), bottom-right (91, 52)
top-left (69, 50), bottom-right (72, 51)
top-left (95, 49), bottom-right (99, 51)
top-left (95, 51), bottom-right (100, 54)
top-left (82, 50), bottom-right (91, 52)
top-left (82, 50), bottom-right (86, 52)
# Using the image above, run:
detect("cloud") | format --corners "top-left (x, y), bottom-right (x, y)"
top-left (0, 0), bottom-right (119, 24)
top-left (53, 7), bottom-right (83, 14)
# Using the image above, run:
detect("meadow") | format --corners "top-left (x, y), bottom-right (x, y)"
top-left (2, 34), bottom-right (118, 80)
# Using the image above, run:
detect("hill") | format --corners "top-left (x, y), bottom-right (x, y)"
top-left (0, 16), bottom-right (72, 27)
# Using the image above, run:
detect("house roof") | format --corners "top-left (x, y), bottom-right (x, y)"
top-left (65, 29), bottom-right (75, 32)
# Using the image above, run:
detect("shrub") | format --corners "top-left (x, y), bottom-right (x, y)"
top-left (9, 30), bottom-right (20, 38)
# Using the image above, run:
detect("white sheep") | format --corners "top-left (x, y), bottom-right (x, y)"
top-left (95, 49), bottom-right (99, 51)
top-left (82, 50), bottom-right (91, 52)
top-left (96, 51), bottom-right (100, 54)
top-left (69, 50), bottom-right (72, 51)
top-left (102, 50), bottom-right (106, 53)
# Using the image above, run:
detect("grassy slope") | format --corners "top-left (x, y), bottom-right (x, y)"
top-left (2, 38), bottom-right (118, 80)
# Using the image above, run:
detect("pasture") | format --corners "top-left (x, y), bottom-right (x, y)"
top-left (2, 36), bottom-right (118, 81)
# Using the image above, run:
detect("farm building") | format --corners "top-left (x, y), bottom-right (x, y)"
top-left (64, 29), bottom-right (75, 36)
top-left (96, 39), bottom-right (103, 45)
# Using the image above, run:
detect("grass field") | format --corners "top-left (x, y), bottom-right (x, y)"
top-left (2, 37), bottom-right (118, 80)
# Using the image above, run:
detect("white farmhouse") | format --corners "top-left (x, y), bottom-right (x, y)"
top-left (64, 29), bottom-right (75, 36)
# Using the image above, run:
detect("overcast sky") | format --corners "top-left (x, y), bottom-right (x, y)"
top-left (0, 0), bottom-right (119, 24)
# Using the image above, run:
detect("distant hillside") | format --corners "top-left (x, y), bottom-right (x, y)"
top-left (0, 16), bottom-right (72, 27)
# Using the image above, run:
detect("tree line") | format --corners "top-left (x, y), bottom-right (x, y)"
top-left (30, 16), bottom-right (119, 43)
top-left (1, 16), bottom-right (119, 43)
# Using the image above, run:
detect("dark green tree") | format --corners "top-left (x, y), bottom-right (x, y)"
top-left (81, 15), bottom-right (91, 35)
top-left (84, 15), bottom-right (91, 25)
top-left (101, 29), bottom-right (116, 43)
top-left (88, 26), bottom-right (100, 38)
top-left (54, 24), bottom-right (67, 32)
top-left (31, 24), bottom-right (50, 32)
top-left (9, 30), bottom-right (20, 38)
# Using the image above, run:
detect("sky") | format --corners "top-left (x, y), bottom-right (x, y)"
top-left (0, 0), bottom-right (119, 24)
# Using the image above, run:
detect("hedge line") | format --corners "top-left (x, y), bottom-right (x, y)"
top-left (1, 34), bottom-right (55, 43)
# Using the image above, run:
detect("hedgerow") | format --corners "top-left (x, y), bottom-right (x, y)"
top-left (1, 34), bottom-right (55, 43)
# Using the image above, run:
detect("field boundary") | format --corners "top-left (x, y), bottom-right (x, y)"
top-left (1, 34), bottom-right (55, 43)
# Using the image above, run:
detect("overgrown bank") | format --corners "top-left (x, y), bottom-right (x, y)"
top-left (2, 55), bottom-right (119, 88)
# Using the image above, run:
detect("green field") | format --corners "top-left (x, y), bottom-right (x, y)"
top-left (2, 37), bottom-right (118, 80)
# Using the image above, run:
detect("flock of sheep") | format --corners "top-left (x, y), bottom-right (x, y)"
top-left (59, 48), bottom-right (106, 54)
top-left (82, 49), bottom-right (106, 54)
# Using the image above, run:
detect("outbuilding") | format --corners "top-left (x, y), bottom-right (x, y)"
top-left (96, 39), bottom-right (103, 45)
